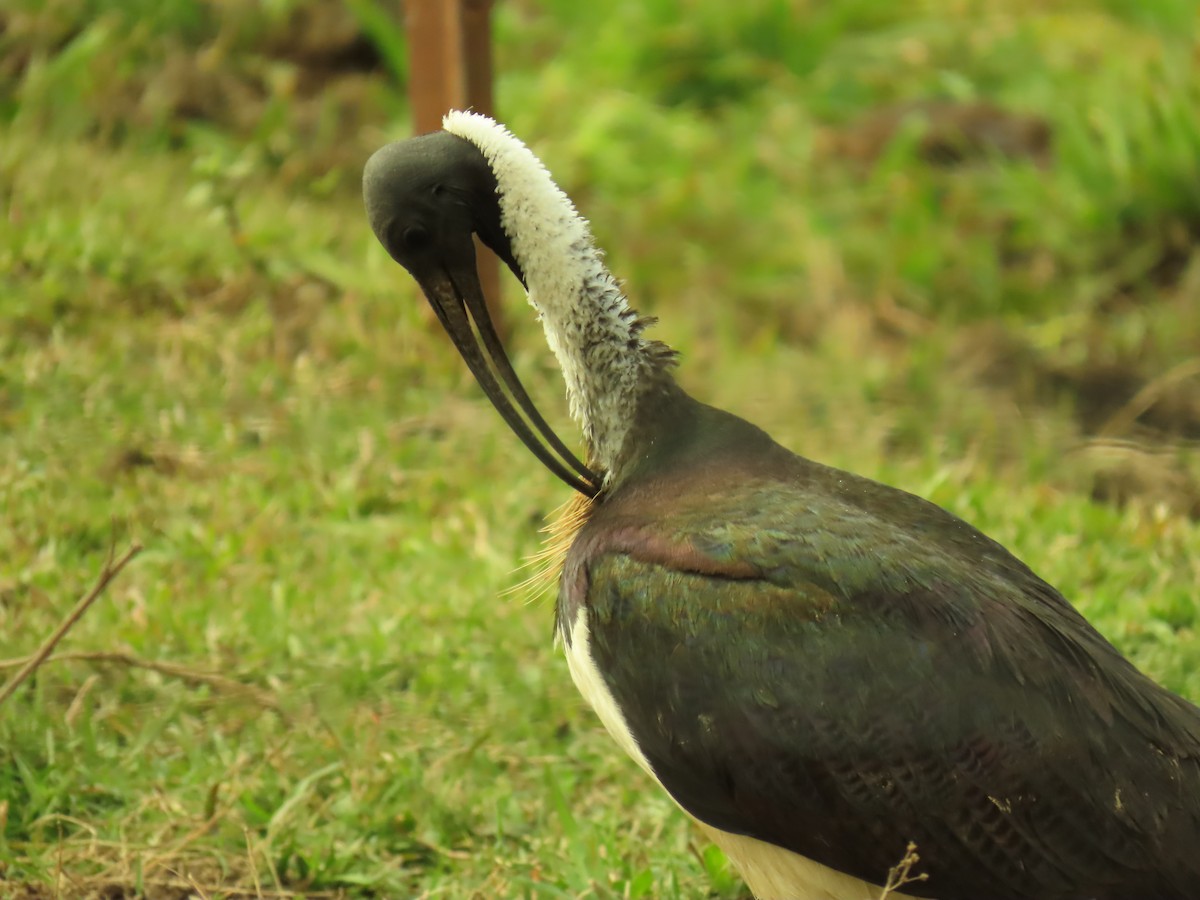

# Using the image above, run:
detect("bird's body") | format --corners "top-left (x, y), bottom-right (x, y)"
top-left (363, 112), bottom-right (1200, 899)
top-left (560, 387), bottom-right (1200, 899)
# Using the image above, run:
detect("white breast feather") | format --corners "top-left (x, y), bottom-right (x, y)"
top-left (564, 606), bottom-right (907, 900)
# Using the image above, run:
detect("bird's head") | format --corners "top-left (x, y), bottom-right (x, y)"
top-left (364, 131), bottom-right (524, 295)
top-left (363, 128), bottom-right (600, 497)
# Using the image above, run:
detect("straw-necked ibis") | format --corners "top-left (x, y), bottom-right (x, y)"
top-left (363, 112), bottom-right (1200, 900)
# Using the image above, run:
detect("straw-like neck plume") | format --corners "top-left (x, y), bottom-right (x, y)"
top-left (443, 111), bottom-right (676, 480)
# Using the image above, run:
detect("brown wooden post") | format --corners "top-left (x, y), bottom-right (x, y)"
top-left (404, 0), bottom-right (504, 335)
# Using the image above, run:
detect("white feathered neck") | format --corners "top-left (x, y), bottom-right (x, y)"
top-left (443, 110), bottom-right (675, 480)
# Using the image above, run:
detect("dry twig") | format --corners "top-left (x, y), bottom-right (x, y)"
top-left (0, 541), bottom-right (143, 709)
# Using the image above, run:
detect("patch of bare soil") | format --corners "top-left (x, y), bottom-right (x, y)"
top-left (820, 100), bottom-right (1053, 168)
top-left (823, 101), bottom-right (1199, 300)
top-left (956, 323), bottom-right (1200, 439)
top-left (1103, 215), bottom-right (1200, 306)
top-left (954, 322), bottom-right (1200, 517)
top-left (0, 1), bottom-right (395, 179)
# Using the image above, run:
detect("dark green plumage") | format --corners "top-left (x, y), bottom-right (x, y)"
top-left (561, 383), bottom-right (1200, 899)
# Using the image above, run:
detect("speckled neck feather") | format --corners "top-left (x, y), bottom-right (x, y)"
top-left (442, 111), bottom-right (676, 480)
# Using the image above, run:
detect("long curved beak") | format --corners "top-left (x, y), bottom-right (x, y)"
top-left (416, 248), bottom-right (601, 498)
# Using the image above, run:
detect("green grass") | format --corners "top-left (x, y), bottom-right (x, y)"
top-left (2, 0), bottom-right (1199, 897)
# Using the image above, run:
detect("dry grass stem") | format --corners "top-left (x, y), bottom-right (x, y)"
top-left (0, 541), bottom-right (143, 709)
top-left (0, 650), bottom-right (283, 713)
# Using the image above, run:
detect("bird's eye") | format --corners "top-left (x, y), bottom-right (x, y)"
top-left (431, 183), bottom-right (445, 198)
top-left (403, 225), bottom-right (432, 252)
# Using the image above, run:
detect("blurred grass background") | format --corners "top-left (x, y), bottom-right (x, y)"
top-left (1, 0), bottom-right (1199, 897)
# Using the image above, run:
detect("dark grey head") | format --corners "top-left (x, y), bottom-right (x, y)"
top-left (363, 131), bottom-right (523, 288)
top-left (363, 131), bottom-right (599, 497)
